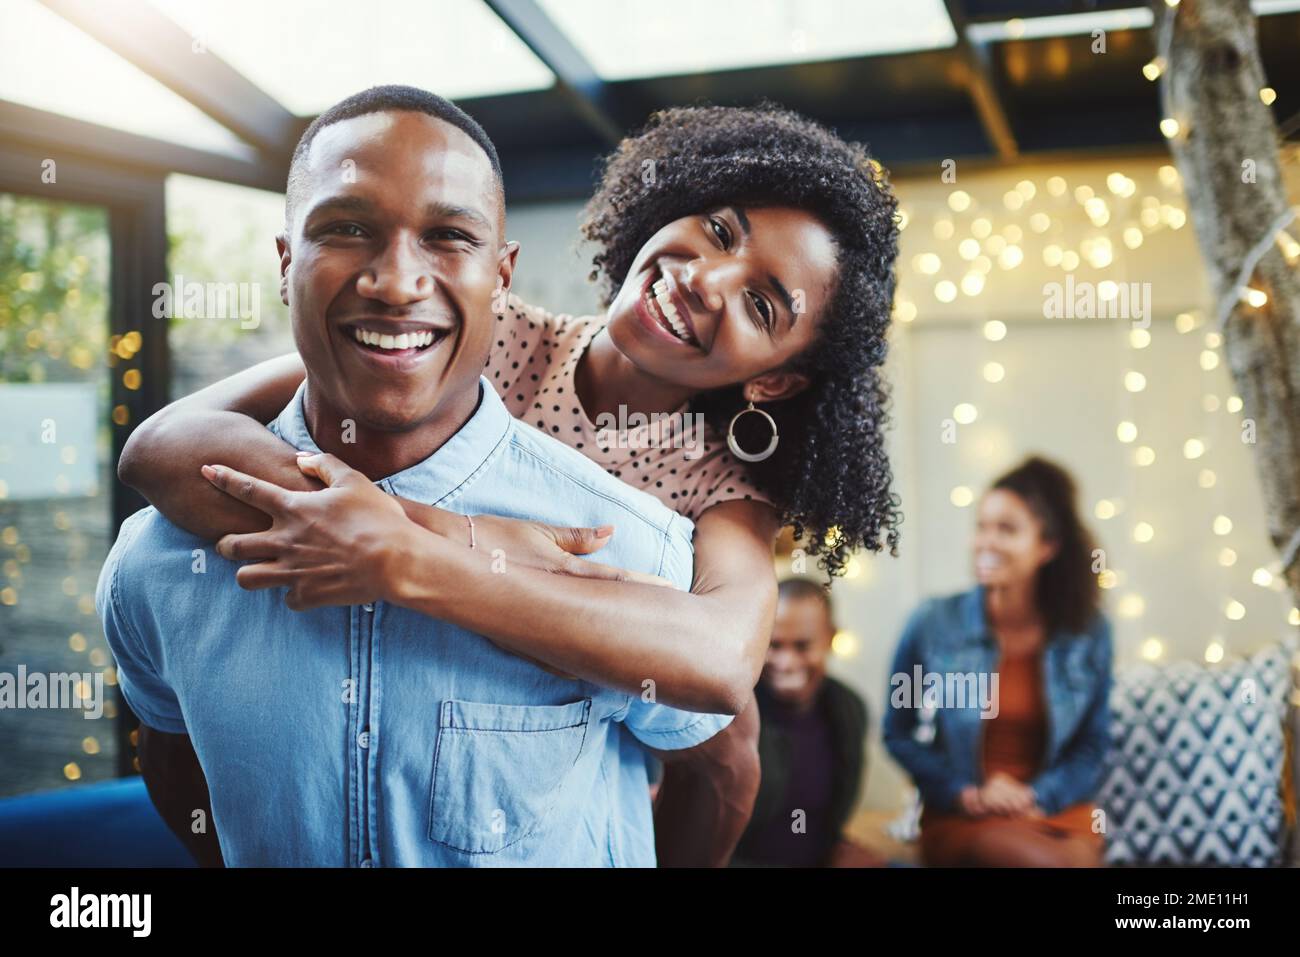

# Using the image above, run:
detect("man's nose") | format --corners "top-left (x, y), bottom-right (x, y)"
top-left (768, 647), bottom-right (797, 669)
top-left (356, 239), bottom-right (433, 305)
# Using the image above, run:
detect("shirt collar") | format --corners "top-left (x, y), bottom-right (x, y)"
top-left (272, 375), bottom-right (513, 506)
top-left (959, 584), bottom-right (1080, 646)
top-left (960, 585), bottom-right (991, 644)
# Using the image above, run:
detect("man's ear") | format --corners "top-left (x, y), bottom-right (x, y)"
top-left (742, 369), bottom-right (811, 405)
top-left (276, 233), bottom-right (291, 306)
top-left (494, 240), bottom-right (520, 313)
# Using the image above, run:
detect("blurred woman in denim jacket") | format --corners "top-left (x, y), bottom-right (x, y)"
top-left (884, 456), bottom-right (1112, 866)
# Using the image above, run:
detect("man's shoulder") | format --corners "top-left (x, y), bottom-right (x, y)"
top-left (102, 506), bottom-right (206, 591)
top-left (118, 504), bottom-right (204, 548)
top-left (96, 506), bottom-right (210, 648)
top-left (502, 418), bottom-right (690, 540)
top-left (822, 675), bottom-right (869, 730)
top-left (491, 419), bottom-right (695, 586)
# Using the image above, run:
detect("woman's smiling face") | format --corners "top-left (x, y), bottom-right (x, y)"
top-left (603, 205), bottom-right (838, 395)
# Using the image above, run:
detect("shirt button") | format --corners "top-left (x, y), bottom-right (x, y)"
top-left (358, 731), bottom-right (370, 749)
top-left (362, 603), bottom-right (374, 612)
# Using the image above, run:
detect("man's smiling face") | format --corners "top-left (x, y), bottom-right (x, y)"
top-left (278, 110), bottom-right (513, 436)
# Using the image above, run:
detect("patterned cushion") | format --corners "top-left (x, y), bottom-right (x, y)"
top-left (1100, 645), bottom-right (1293, 867)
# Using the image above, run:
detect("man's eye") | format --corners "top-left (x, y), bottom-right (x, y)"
top-left (327, 223), bottom-right (367, 237)
top-left (427, 229), bottom-right (481, 246)
top-left (708, 215), bottom-right (732, 249)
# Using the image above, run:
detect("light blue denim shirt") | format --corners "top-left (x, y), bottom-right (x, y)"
top-left (97, 377), bottom-right (732, 867)
top-left (882, 586), bottom-right (1112, 817)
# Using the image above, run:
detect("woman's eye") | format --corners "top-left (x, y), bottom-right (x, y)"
top-left (708, 216), bottom-right (732, 249)
top-left (749, 291), bottom-right (773, 328)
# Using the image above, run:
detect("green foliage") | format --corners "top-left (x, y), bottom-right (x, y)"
top-left (0, 193), bottom-right (109, 385)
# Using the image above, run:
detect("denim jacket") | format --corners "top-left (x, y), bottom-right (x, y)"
top-left (882, 586), bottom-right (1113, 816)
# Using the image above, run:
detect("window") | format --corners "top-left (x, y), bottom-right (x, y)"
top-left (0, 192), bottom-right (118, 796)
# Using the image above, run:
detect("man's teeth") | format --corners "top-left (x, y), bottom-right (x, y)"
top-left (649, 278), bottom-right (692, 343)
top-left (352, 329), bottom-right (437, 350)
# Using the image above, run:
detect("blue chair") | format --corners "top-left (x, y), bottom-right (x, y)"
top-left (0, 776), bottom-right (197, 867)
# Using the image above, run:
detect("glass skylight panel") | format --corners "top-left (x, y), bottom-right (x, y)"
top-left (147, 0), bottom-right (556, 116)
top-left (0, 0), bottom-right (254, 157)
top-left (536, 0), bottom-right (957, 80)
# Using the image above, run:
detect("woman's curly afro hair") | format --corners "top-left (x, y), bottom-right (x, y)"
top-left (580, 103), bottom-right (903, 576)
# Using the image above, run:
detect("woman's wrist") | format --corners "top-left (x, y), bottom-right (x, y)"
top-left (398, 498), bottom-right (463, 540)
top-left (382, 516), bottom-right (492, 615)
top-left (379, 521), bottom-right (446, 609)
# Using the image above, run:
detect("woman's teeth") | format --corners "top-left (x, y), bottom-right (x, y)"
top-left (352, 328), bottom-right (437, 351)
top-left (647, 278), bottom-right (694, 344)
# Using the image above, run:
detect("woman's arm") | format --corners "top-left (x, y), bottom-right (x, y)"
top-left (205, 456), bottom-right (780, 714)
top-left (881, 606), bottom-right (976, 813)
top-left (1029, 620), bottom-right (1114, 815)
top-left (119, 354), bottom-right (502, 550)
top-left (118, 353), bottom-right (315, 539)
top-left (399, 498), bottom-right (780, 713)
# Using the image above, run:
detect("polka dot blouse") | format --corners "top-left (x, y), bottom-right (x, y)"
top-left (485, 294), bottom-right (774, 522)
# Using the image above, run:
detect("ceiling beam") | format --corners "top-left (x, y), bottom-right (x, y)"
top-left (961, 0), bottom-right (1145, 20)
top-left (0, 99), bottom-right (288, 194)
top-left (943, 0), bottom-right (1020, 160)
top-left (482, 0), bottom-right (623, 145)
top-left (39, 0), bottom-right (303, 156)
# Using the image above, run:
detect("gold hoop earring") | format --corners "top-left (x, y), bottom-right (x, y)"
top-left (726, 401), bottom-right (779, 463)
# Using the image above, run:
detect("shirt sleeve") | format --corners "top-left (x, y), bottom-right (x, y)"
top-left (620, 511), bottom-right (735, 750)
top-left (881, 600), bottom-right (971, 811)
top-left (624, 701), bottom-right (735, 751)
top-left (95, 513), bottom-right (188, 734)
top-left (1030, 617), bottom-right (1114, 815)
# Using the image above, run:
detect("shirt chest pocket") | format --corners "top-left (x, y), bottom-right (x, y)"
top-left (428, 697), bottom-right (592, 854)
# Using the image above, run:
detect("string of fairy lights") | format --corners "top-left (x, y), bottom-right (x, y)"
top-left (871, 0), bottom-right (1300, 665)
top-left (0, 519), bottom-right (120, 783)
top-left (1137, 0), bottom-right (1300, 660)
top-left (1, 268), bottom-right (125, 785)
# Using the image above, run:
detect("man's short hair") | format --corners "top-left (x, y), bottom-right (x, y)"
top-left (284, 84), bottom-right (503, 227)
top-left (777, 577), bottom-right (836, 630)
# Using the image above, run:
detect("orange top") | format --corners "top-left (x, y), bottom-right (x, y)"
top-left (920, 643), bottom-right (1101, 864)
top-left (982, 649), bottom-right (1047, 781)
top-left (484, 295), bottom-right (775, 520)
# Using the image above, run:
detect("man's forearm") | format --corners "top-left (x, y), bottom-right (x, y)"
top-left (653, 697), bottom-right (761, 866)
top-left (138, 726), bottom-right (225, 867)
